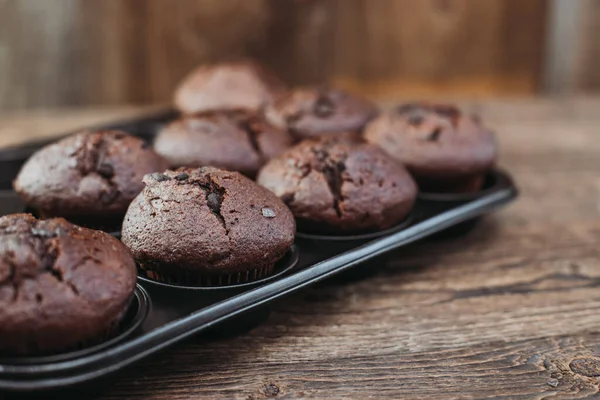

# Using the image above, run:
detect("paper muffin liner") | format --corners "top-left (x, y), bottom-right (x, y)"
top-left (71, 316), bottom-right (123, 350)
top-left (138, 263), bottom-right (276, 287)
top-left (0, 296), bottom-right (135, 357)
top-left (417, 173), bottom-right (485, 194)
top-left (70, 296), bottom-right (134, 352)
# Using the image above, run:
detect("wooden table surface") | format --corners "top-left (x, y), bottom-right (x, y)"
top-left (2, 98), bottom-right (600, 399)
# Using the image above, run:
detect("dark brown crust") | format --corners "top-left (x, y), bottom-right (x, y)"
top-left (257, 136), bottom-right (417, 234)
top-left (265, 88), bottom-right (379, 139)
top-left (0, 214), bottom-right (137, 356)
top-left (153, 111), bottom-right (292, 176)
top-left (121, 167), bottom-right (296, 276)
top-left (363, 103), bottom-right (497, 192)
top-left (13, 130), bottom-right (169, 219)
top-left (174, 61), bottom-right (287, 114)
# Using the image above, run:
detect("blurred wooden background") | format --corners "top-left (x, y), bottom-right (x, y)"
top-left (0, 0), bottom-right (598, 110)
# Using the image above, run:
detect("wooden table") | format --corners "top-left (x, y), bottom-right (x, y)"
top-left (2, 98), bottom-right (600, 399)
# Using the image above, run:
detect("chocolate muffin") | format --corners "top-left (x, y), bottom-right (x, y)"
top-left (0, 214), bottom-right (137, 356)
top-left (153, 111), bottom-right (292, 176)
top-left (13, 130), bottom-right (169, 228)
top-left (256, 135), bottom-right (417, 234)
top-left (265, 87), bottom-right (378, 139)
top-left (174, 61), bottom-right (286, 115)
top-left (364, 103), bottom-right (497, 193)
top-left (121, 167), bottom-right (295, 286)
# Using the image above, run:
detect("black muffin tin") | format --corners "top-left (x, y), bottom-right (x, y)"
top-left (0, 109), bottom-right (518, 392)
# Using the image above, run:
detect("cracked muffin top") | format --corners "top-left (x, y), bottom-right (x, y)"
top-left (265, 87), bottom-right (378, 139)
top-left (0, 214), bottom-right (137, 356)
top-left (153, 111), bottom-right (292, 177)
top-left (364, 103), bottom-right (497, 193)
top-left (257, 135), bottom-right (417, 234)
top-left (13, 130), bottom-right (169, 219)
top-left (174, 61), bottom-right (286, 115)
top-left (121, 167), bottom-right (295, 276)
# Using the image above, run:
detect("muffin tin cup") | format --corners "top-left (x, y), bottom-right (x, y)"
top-left (0, 285), bottom-right (150, 366)
top-left (417, 171), bottom-right (506, 204)
top-left (0, 109), bottom-right (518, 392)
top-left (136, 246), bottom-right (300, 338)
top-left (295, 214), bottom-right (414, 283)
top-left (417, 170), bottom-right (510, 239)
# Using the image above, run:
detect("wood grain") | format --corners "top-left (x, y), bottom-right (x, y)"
top-left (330, 0), bottom-right (547, 99)
top-left (573, 0), bottom-right (600, 92)
top-left (0, 104), bottom-right (167, 148)
top-left (0, 0), bottom-right (548, 110)
top-left (2, 98), bottom-right (600, 398)
top-left (544, 0), bottom-right (600, 94)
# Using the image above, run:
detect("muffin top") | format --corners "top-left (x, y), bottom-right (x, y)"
top-left (265, 87), bottom-right (378, 139)
top-left (14, 130), bottom-right (169, 218)
top-left (121, 167), bottom-right (296, 274)
top-left (153, 111), bottom-right (292, 176)
top-left (0, 214), bottom-right (137, 356)
top-left (174, 61), bottom-right (286, 115)
top-left (257, 135), bottom-right (417, 234)
top-left (364, 103), bottom-right (497, 181)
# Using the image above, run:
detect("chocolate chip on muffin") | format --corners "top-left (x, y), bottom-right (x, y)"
top-left (257, 135), bottom-right (417, 234)
top-left (364, 102), bottom-right (497, 193)
top-left (265, 87), bottom-right (378, 139)
top-left (153, 111), bottom-right (292, 177)
top-left (121, 167), bottom-right (296, 286)
top-left (174, 61), bottom-right (286, 115)
top-left (13, 130), bottom-right (169, 228)
top-left (0, 214), bottom-right (137, 356)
